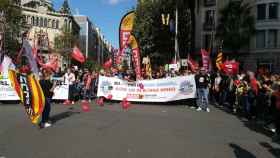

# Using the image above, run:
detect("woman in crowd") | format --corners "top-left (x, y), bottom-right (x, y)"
top-left (82, 69), bottom-right (92, 102)
top-left (213, 72), bottom-right (222, 106)
top-left (63, 68), bottom-right (76, 104)
top-left (39, 68), bottom-right (57, 128)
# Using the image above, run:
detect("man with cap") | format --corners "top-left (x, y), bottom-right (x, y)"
top-left (195, 67), bottom-right (210, 112)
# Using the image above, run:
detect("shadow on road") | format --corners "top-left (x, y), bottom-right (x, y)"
top-left (213, 104), bottom-right (278, 145)
top-left (259, 142), bottom-right (280, 158)
top-left (229, 143), bottom-right (256, 158)
top-left (51, 110), bottom-right (81, 124)
top-left (241, 120), bottom-right (273, 138)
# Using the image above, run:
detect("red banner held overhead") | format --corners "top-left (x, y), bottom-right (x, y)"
top-left (187, 55), bottom-right (199, 72)
top-left (129, 35), bottom-right (142, 80)
top-left (201, 49), bottom-right (210, 72)
top-left (103, 58), bottom-right (113, 69)
top-left (222, 60), bottom-right (239, 75)
top-left (71, 46), bottom-right (85, 63)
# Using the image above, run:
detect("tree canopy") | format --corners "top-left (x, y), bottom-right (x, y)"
top-left (216, 0), bottom-right (255, 52)
top-left (133, 0), bottom-right (193, 65)
top-left (0, 0), bottom-right (23, 54)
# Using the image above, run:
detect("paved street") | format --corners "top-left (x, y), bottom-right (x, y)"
top-left (0, 102), bottom-right (280, 158)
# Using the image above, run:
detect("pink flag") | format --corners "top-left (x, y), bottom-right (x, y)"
top-left (201, 49), bottom-right (210, 72)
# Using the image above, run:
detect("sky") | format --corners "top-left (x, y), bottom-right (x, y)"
top-left (53, 0), bottom-right (136, 48)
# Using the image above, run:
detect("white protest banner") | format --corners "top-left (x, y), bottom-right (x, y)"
top-left (0, 77), bottom-right (69, 101)
top-left (51, 77), bottom-right (69, 100)
top-left (97, 75), bottom-right (196, 102)
top-left (0, 77), bottom-right (20, 101)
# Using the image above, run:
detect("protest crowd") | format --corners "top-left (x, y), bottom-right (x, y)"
top-left (34, 62), bottom-right (280, 142)
top-left (0, 31), bottom-right (279, 141)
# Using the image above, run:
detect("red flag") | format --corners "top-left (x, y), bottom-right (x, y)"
top-left (71, 47), bottom-right (85, 63)
top-left (187, 55), bottom-right (199, 72)
top-left (221, 60), bottom-right (239, 75)
top-left (103, 58), bottom-right (112, 69)
top-left (201, 49), bottom-right (210, 71)
top-left (37, 54), bottom-right (59, 72)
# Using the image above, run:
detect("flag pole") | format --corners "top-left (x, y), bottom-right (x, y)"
top-left (175, 1), bottom-right (179, 63)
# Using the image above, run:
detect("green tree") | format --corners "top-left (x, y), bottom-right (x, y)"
top-left (133, 0), bottom-right (192, 65)
top-left (0, 0), bottom-right (23, 55)
top-left (216, 0), bottom-right (255, 53)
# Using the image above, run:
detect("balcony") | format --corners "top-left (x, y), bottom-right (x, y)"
top-left (204, 0), bottom-right (216, 7)
top-left (203, 22), bottom-right (215, 31)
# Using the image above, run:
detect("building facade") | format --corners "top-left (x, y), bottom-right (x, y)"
top-left (74, 15), bottom-right (112, 65)
top-left (74, 15), bottom-right (97, 59)
top-left (20, 0), bottom-right (80, 69)
top-left (248, 0), bottom-right (280, 72)
top-left (194, 0), bottom-right (280, 72)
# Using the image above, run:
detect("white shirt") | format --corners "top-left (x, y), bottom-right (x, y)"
top-left (64, 73), bottom-right (75, 85)
top-left (214, 76), bottom-right (222, 89)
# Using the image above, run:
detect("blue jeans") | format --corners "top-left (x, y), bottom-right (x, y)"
top-left (197, 88), bottom-right (209, 110)
top-left (41, 97), bottom-right (51, 123)
top-left (242, 95), bottom-right (250, 112)
top-left (83, 89), bottom-right (91, 100)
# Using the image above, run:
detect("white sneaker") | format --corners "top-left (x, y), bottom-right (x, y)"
top-left (44, 122), bottom-right (52, 128)
top-left (196, 107), bottom-right (202, 111)
top-left (206, 108), bottom-right (210, 112)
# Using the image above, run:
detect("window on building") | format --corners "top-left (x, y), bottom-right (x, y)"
top-left (26, 16), bottom-right (30, 24)
top-left (256, 30), bottom-right (266, 48)
top-left (48, 19), bottom-right (51, 27)
top-left (257, 4), bottom-right (266, 20)
top-left (56, 20), bottom-right (59, 29)
top-left (69, 20), bottom-right (72, 31)
top-left (40, 17), bottom-right (43, 27)
top-left (205, 10), bottom-right (215, 24)
top-left (31, 16), bottom-right (35, 25)
top-left (36, 17), bottom-right (39, 26)
top-left (52, 20), bottom-right (55, 28)
top-left (44, 18), bottom-right (48, 27)
top-left (204, 34), bottom-right (211, 49)
top-left (64, 19), bottom-right (68, 30)
top-left (269, 3), bottom-right (278, 19)
top-left (22, 16), bottom-right (27, 24)
top-left (268, 30), bottom-right (278, 48)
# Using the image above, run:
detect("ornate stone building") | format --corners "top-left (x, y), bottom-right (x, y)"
top-left (20, 0), bottom-right (80, 68)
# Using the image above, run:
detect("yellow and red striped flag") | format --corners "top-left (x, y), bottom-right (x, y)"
top-left (8, 70), bottom-right (45, 124)
top-left (216, 48), bottom-right (223, 70)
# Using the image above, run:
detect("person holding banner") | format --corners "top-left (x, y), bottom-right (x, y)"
top-left (39, 69), bottom-right (57, 128)
top-left (195, 68), bottom-right (210, 112)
